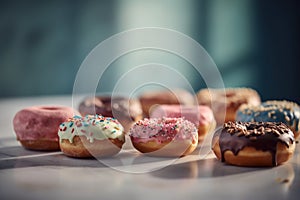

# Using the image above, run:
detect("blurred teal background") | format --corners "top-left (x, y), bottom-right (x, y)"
top-left (0, 0), bottom-right (299, 103)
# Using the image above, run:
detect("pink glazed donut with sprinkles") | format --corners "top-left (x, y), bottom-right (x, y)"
top-left (150, 105), bottom-right (216, 142)
top-left (13, 105), bottom-right (78, 150)
top-left (129, 117), bottom-right (198, 157)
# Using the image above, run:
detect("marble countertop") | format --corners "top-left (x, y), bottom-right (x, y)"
top-left (0, 96), bottom-right (299, 200)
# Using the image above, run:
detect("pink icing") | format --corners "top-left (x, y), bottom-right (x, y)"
top-left (150, 105), bottom-right (214, 126)
top-left (13, 106), bottom-right (78, 141)
top-left (129, 117), bottom-right (198, 143)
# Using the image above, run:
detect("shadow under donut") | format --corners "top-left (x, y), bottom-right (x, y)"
top-left (150, 158), bottom-right (270, 179)
top-left (0, 146), bottom-right (123, 170)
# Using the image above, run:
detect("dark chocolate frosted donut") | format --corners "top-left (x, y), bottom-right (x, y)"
top-left (78, 96), bottom-right (142, 133)
top-left (236, 100), bottom-right (300, 139)
top-left (212, 121), bottom-right (295, 167)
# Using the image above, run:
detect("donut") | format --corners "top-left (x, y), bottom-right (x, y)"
top-left (58, 115), bottom-right (125, 158)
top-left (236, 100), bottom-right (300, 139)
top-left (150, 105), bottom-right (216, 142)
top-left (196, 88), bottom-right (261, 124)
top-left (78, 96), bottom-right (142, 133)
top-left (13, 106), bottom-right (78, 150)
top-left (139, 89), bottom-right (195, 117)
top-left (212, 121), bottom-right (295, 167)
top-left (129, 117), bottom-right (198, 157)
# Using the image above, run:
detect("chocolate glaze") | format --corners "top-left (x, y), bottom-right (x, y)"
top-left (218, 121), bottom-right (294, 166)
top-left (79, 96), bottom-right (142, 120)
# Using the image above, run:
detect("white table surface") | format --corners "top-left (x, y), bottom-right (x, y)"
top-left (0, 95), bottom-right (299, 200)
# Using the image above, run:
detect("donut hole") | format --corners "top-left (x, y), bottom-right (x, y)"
top-left (225, 92), bottom-right (235, 98)
top-left (40, 106), bottom-right (60, 111)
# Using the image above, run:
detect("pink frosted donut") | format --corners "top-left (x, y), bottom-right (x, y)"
top-left (13, 106), bottom-right (78, 150)
top-left (150, 105), bottom-right (216, 142)
top-left (129, 117), bottom-right (198, 157)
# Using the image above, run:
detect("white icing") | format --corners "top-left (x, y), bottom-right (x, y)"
top-left (58, 115), bottom-right (125, 143)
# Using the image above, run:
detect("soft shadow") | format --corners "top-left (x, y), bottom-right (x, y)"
top-left (150, 157), bottom-right (269, 179)
top-left (0, 146), bottom-right (122, 170)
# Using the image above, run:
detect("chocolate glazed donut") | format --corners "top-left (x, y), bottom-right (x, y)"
top-left (78, 96), bottom-right (142, 133)
top-left (212, 121), bottom-right (295, 167)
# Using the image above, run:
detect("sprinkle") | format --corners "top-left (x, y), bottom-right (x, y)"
top-left (285, 116), bottom-right (290, 122)
top-left (83, 123), bottom-right (89, 127)
top-left (76, 121), bottom-right (82, 127)
top-left (268, 112), bottom-right (272, 118)
top-left (58, 115), bottom-right (124, 143)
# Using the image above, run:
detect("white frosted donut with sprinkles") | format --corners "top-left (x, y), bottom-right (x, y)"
top-left (129, 117), bottom-right (198, 157)
top-left (58, 115), bottom-right (125, 158)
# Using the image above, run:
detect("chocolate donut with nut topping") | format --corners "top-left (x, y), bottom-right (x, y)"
top-left (212, 121), bottom-right (295, 167)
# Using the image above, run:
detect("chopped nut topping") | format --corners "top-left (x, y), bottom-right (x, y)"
top-left (223, 121), bottom-right (292, 137)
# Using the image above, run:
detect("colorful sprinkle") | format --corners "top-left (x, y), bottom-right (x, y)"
top-left (58, 115), bottom-right (125, 143)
